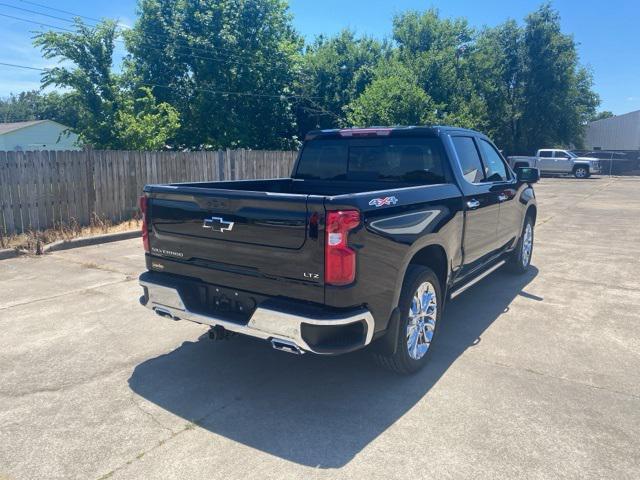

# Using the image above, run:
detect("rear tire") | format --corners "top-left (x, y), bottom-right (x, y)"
top-left (574, 166), bottom-right (589, 179)
top-left (506, 215), bottom-right (534, 274)
top-left (373, 265), bottom-right (442, 375)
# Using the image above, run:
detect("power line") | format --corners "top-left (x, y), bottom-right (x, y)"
top-left (142, 82), bottom-right (299, 100)
top-left (8, 0), bottom-right (283, 64)
top-left (0, 61), bottom-right (310, 100)
top-left (0, 9), bottom-right (317, 99)
top-left (0, 2), bottom-right (79, 25)
top-left (18, 0), bottom-right (101, 23)
top-left (0, 11), bottom-right (289, 69)
top-left (0, 12), bottom-right (75, 32)
top-left (0, 61), bottom-right (45, 71)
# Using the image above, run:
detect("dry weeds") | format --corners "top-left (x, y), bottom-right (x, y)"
top-left (0, 214), bottom-right (141, 254)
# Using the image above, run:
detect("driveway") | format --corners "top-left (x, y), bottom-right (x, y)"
top-left (1, 176), bottom-right (639, 480)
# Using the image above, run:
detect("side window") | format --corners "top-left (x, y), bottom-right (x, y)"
top-left (539, 151), bottom-right (553, 158)
top-left (478, 139), bottom-right (509, 182)
top-left (452, 136), bottom-right (484, 183)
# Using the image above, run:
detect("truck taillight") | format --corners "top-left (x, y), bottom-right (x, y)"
top-left (325, 210), bottom-right (360, 286)
top-left (139, 195), bottom-right (149, 253)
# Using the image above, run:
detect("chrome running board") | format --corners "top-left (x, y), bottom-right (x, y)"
top-left (449, 260), bottom-right (506, 299)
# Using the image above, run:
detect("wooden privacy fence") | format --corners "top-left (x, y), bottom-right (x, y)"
top-left (0, 149), bottom-right (298, 235)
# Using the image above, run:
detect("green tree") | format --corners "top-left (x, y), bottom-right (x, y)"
top-left (346, 65), bottom-right (437, 126)
top-left (115, 87), bottom-right (180, 150)
top-left (590, 110), bottom-right (614, 121)
top-left (125, 0), bottom-right (301, 149)
top-left (471, 5), bottom-right (598, 154)
top-left (295, 30), bottom-right (387, 135)
top-left (391, 8), bottom-right (487, 130)
top-left (0, 90), bottom-right (81, 127)
top-left (34, 19), bottom-right (180, 149)
top-left (519, 4), bottom-right (598, 153)
top-left (0, 91), bottom-right (42, 122)
top-left (473, 20), bottom-right (524, 153)
top-left (35, 20), bottom-right (121, 148)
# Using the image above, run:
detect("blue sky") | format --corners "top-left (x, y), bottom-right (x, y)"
top-left (0, 0), bottom-right (638, 114)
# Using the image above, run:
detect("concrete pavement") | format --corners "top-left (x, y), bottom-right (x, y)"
top-left (1, 176), bottom-right (639, 479)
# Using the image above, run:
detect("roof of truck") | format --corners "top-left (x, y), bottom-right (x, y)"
top-left (305, 125), bottom-right (482, 140)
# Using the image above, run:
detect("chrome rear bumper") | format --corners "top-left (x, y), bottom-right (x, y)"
top-left (139, 276), bottom-right (375, 355)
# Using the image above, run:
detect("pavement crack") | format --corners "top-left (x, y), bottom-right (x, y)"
top-left (0, 278), bottom-right (135, 312)
top-left (129, 393), bottom-right (174, 435)
top-left (96, 373), bottom-right (273, 480)
top-left (525, 271), bottom-right (640, 293)
top-left (0, 364), bottom-right (135, 399)
top-left (478, 358), bottom-right (640, 401)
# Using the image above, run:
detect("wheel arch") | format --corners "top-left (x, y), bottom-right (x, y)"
top-left (525, 204), bottom-right (537, 225)
top-left (390, 242), bottom-right (451, 318)
top-left (373, 243), bottom-right (449, 357)
top-left (406, 244), bottom-right (448, 293)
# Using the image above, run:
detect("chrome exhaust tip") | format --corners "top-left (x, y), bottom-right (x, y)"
top-left (271, 338), bottom-right (304, 355)
top-left (154, 307), bottom-right (178, 321)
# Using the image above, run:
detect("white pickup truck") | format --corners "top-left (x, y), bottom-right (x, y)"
top-left (508, 149), bottom-right (601, 179)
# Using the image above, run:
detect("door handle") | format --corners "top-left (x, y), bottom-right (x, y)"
top-left (498, 193), bottom-right (508, 202)
top-left (466, 199), bottom-right (480, 209)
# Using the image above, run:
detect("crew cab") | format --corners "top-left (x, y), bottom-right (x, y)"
top-left (508, 149), bottom-right (600, 179)
top-left (138, 126), bottom-right (539, 374)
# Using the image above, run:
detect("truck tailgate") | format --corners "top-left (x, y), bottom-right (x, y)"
top-left (145, 186), bottom-right (325, 303)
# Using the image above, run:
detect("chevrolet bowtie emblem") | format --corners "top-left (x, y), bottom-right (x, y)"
top-left (203, 216), bottom-right (234, 232)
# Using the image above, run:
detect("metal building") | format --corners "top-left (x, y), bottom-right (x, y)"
top-left (584, 110), bottom-right (640, 151)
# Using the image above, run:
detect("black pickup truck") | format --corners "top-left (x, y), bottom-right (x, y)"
top-left (138, 126), bottom-right (539, 374)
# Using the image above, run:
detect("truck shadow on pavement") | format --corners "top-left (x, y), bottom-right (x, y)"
top-left (129, 267), bottom-right (538, 468)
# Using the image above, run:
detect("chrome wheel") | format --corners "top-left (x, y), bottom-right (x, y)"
top-left (575, 167), bottom-right (588, 178)
top-left (522, 222), bottom-right (533, 267)
top-left (406, 281), bottom-right (437, 360)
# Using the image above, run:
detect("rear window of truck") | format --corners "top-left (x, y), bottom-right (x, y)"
top-left (294, 137), bottom-right (447, 184)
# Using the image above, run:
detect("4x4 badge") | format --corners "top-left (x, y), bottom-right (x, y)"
top-left (369, 196), bottom-right (398, 207)
top-left (203, 216), bottom-right (234, 232)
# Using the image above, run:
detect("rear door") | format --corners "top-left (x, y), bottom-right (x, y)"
top-left (450, 136), bottom-right (501, 275)
top-left (537, 150), bottom-right (556, 172)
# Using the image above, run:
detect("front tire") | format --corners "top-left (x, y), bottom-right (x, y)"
top-left (506, 215), bottom-right (534, 274)
top-left (574, 166), bottom-right (589, 179)
top-left (374, 265), bottom-right (442, 374)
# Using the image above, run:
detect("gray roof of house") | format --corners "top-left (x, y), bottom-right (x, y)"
top-left (0, 120), bottom-right (47, 135)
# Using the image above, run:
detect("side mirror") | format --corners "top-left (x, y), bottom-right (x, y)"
top-left (516, 167), bottom-right (539, 183)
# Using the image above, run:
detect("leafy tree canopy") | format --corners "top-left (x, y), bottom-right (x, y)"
top-left (347, 76), bottom-right (436, 127)
top-left (294, 30), bottom-right (388, 136)
top-left (125, 0), bottom-right (301, 149)
top-left (0, 90), bottom-right (81, 127)
top-left (590, 111), bottom-right (614, 121)
top-left (15, 2), bottom-right (598, 153)
top-left (34, 19), bottom-right (179, 149)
